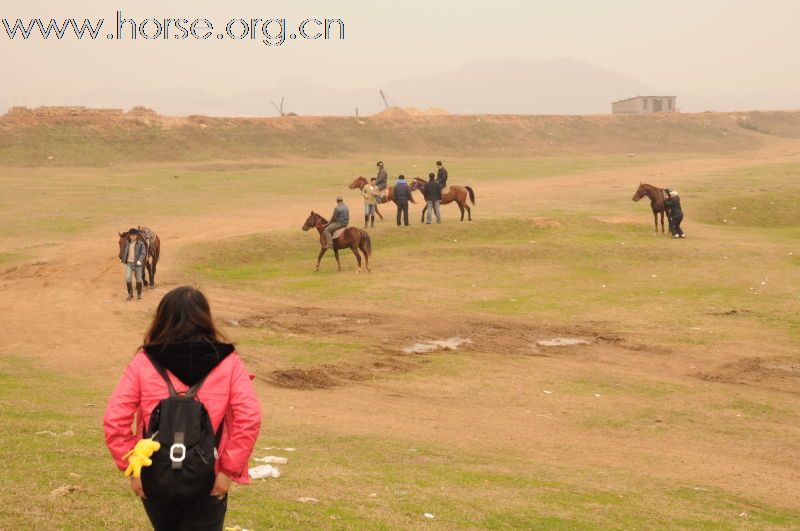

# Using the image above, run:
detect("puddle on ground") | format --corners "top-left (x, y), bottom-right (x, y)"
top-left (536, 337), bottom-right (591, 347)
top-left (402, 337), bottom-right (472, 354)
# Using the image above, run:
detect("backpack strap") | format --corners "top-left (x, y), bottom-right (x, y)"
top-left (146, 355), bottom-right (179, 397)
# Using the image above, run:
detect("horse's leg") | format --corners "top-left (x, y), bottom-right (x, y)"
top-left (144, 260), bottom-right (152, 287)
top-left (361, 241), bottom-right (370, 272)
top-left (464, 200), bottom-right (472, 221)
top-left (351, 245), bottom-right (361, 273)
top-left (458, 202), bottom-right (465, 221)
top-left (421, 203), bottom-right (427, 223)
top-left (316, 248), bottom-right (326, 271)
top-left (376, 204), bottom-right (383, 220)
top-left (149, 256), bottom-right (157, 287)
top-left (333, 248), bottom-right (342, 272)
top-left (653, 212), bottom-right (658, 234)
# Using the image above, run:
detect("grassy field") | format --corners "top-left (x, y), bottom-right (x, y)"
top-left (1, 112), bottom-right (800, 529)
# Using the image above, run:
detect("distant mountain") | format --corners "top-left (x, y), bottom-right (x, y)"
top-left (381, 58), bottom-right (659, 115)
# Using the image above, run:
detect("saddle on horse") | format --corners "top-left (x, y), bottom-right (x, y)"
top-left (137, 226), bottom-right (157, 249)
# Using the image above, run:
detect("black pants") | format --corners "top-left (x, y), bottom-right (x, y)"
top-left (143, 495), bottom-right (227, 531)
top-left (671, 214), bottom-right (684, 236)
top-left (396, 200), bottom-right (409, 226)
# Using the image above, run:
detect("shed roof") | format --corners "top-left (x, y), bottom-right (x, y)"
top-left (612, 96), bottom-right (676, 104)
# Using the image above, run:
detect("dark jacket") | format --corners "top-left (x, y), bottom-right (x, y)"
top-left (121, 239), bottom-right (147, 264)
top-left (436, 166), bottom-right (448, 187)
top-left (666, 196), bottom-right (683, 218)
top-left (424, 179), bottom-right (442, 201)
top-left (394, 180), bottom-right (412, 202)
top-left (376, 168), bottom-right (388, 191)
top-left (330, 203), bottom-right (350, 225)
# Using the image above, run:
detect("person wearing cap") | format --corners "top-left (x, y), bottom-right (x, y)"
top-left (324, 197), bottom-right (350, 249)
top-left (665, 189), bottom-right (685, 238)
top-left (375, 161), bottom-right (388, 202)
top-left (121, 228), bottom-right (147, 300)
top-left (362, 177), bottom-right (380, 228)
top-left (393, 175), bottom-right (412, 226)
top-left (436, 160), bottom-right (448, 191)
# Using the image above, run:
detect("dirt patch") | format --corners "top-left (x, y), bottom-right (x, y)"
top-left (268, 364), bottom-right (373, 390)
top-left (595, 215), bottom-right (642, 225)
top-left (705, 309), bottom-right (752, 316)
top-left (694, 357), bottom-right (800, 394)
top-left (530, 217), bottom-right (561, 229)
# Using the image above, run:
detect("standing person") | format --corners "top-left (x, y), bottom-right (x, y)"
top-left (665, 189), bottom-right (685, 238)
top-left (324, 196), bottom-right (350, 249)
top-left (103, 286), bottom-right (262, 531)
top-left (436, 160), bottom-right (448, 191)
top-left (424, 172), bottom-right (442, 224)
top-left (375, 161), bottom-right (388, 202)
top-left (121, 228), bottom-right (147, 301)
top-left (394, 174), bottom-right (412, 226)
top-left (362, 177), bottom-right (380, 228)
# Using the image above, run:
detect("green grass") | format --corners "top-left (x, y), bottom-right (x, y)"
top-left (3, 351), bottom-right (797, 529)
top-left (239, 332), bottom-right (362, 365)
top-left (183, 212), bottom-right (800, 348)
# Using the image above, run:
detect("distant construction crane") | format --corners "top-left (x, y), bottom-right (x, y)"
top-left (271, 97), bottom-right (286, 117)
top-left (379, 90), bottom-right (391, 110)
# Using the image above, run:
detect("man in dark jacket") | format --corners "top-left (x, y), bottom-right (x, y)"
top-left (665, 189), bottom-right (685, 238)
top-left (436, 161), bottom-right (448, 190)
top-left (121, 228), bottom-right (147, 300)
top-left (375, 161), bottom-right (388, 200)
top-left (393, 175), bottom-right (412, 226)
top-left (424, 172), bottom-right (442, 224)
top-left (324, 197), bottom-right (350, 249)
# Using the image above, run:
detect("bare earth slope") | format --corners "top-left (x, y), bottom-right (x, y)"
top-left (3, 110), bottom-right (800, 166)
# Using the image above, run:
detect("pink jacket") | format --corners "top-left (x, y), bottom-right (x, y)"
top-left (103, 351), bottom-right (261, 483)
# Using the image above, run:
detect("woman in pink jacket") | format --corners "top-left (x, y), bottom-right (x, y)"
top-left (104, 286), bottom-right (262, 530)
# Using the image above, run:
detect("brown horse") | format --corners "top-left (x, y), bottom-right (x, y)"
top-left (348, 176), bottom-right (416, 220)
top-left (117, 226), bottom-right (161, 286)
top-left (632, 183), bottom-right (670, 234)
top-left (302, 211), bottom-right (372, 273)
top-left (409, 177), bottom-right (475, 222)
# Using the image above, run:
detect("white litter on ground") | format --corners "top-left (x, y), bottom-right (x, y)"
top-left (536, 338), bottom-right (591, 347)
top-left (262, 447), bottom-right (296, 452)
top-left (253, 456), bottom-right (288, 465)
top-left (295, 497), bottom-right (318, 504)
top-left (249, 464), bottom-right (281, 479)
top-left (36, 430), bottom-right (74, 437)
top-left (403, 337), bottom-right (472, 354)
top-left (424, 513), bottom-right (435, 519)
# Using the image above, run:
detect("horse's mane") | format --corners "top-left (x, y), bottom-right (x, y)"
top-left (314, 212), bottom-right (329, 225)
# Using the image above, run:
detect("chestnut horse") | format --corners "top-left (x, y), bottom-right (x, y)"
top-left (117, 226), bottom-right (161, 287)
top-left (632, 183), bottom-right (670, 234)
top-left (409, 177), bottom-right (475, 222)
top-left (348, 176), bottom-right (416, 221)
top-left (301, 211), bottom-right (372, 272)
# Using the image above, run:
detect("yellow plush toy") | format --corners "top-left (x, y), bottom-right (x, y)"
top-left (122, 438), bottom-right (161, 478)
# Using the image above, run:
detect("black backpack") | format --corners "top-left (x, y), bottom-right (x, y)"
top-left (141, 356), bottom-right (223, 504)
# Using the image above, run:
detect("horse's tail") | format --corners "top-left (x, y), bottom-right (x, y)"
top-left (363, 231), bottom-right (372, 257)
top-left (466, 186), bottom-right (475, 205)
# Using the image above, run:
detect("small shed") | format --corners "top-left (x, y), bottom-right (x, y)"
top-left (612, 96), bottom-right (676, 115)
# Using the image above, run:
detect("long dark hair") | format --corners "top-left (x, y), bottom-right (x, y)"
top-left (142, 286), bottom-right (228, 347)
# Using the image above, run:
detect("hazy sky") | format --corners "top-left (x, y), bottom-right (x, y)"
top-left (2, 0), bottom-right (799, 106)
